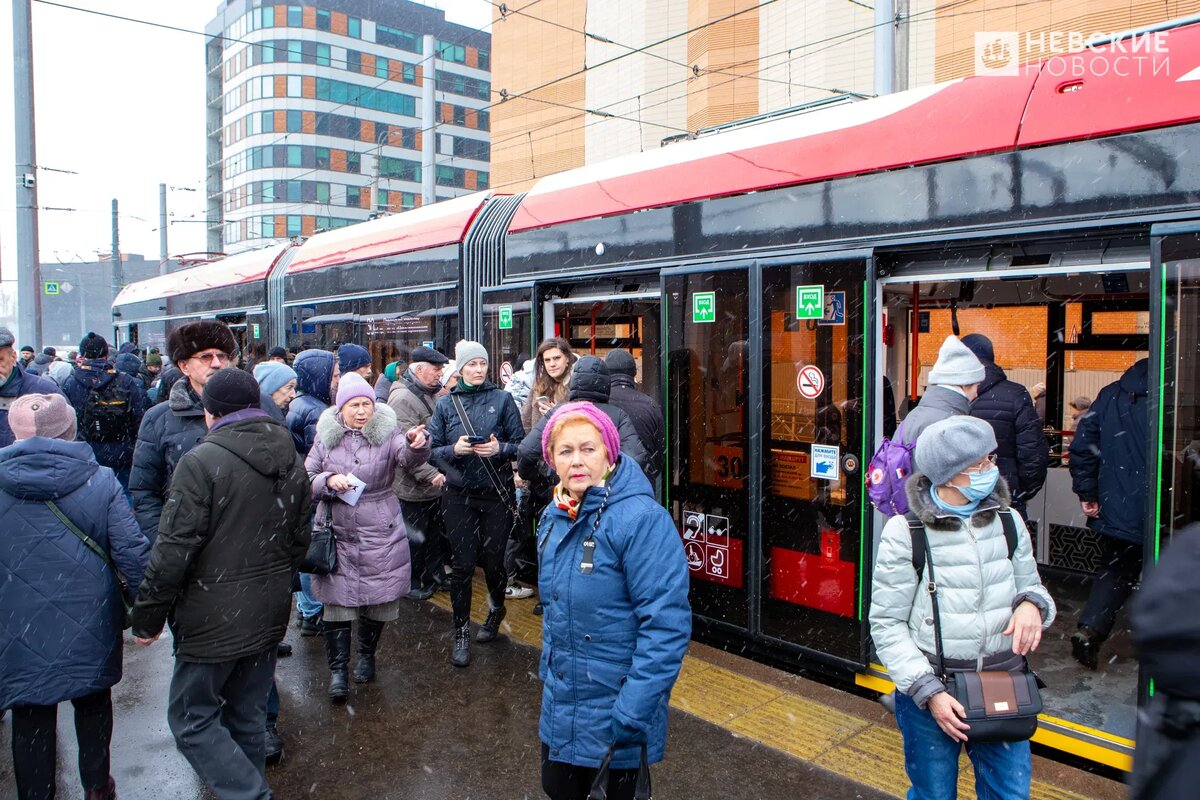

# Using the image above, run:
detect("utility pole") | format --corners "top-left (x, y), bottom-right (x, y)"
top-left (873, 0), bottom-right (895, 96)
top-left (159, 183), bottom-right (169, 272)
top-left (894, 0), bottom-right (910, 93)
top-left (13, 0), bottom-right (43, 346)
top-left (111, 199), bottom-right (122, 301)
top-left (421, 33), bottom-right (437, 206)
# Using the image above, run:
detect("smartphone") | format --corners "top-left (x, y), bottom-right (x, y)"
top-left (466, 435), bottom-right (488, 445)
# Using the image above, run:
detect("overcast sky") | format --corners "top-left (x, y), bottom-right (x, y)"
top-left (0, 0), bottom-right (492, 287)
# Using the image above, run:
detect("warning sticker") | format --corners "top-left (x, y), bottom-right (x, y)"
top-left (796, 365), bottom-right (825, 400)
top-left (811, 444), bottom-right (840, 481)
top-left (683, 511), bottom-right (706, 542)
top-left (499, 361), bottom-right (514, 387)
top-left (685, 541), bottom-right (705, 572)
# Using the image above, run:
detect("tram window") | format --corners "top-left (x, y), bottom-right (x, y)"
top-left (1161, 238), bottom-right (1200, 538)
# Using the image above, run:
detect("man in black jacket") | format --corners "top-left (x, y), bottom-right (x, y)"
top-left (962, 334), bottom-right (1049, 517)
top-left (603, 349), bottom-right (664, 487)
top-left (1068, 358), bottom-right (1150, 669)
top-left (132, 368), bottom-right (311, 800)
top-left (130, 321), bottom-right (237, 542)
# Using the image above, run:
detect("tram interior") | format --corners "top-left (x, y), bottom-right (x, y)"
top-left (881, 261), bottom-right (1149, 740)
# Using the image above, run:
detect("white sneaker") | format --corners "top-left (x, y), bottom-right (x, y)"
top-left (505, 584), bottom-right (535, 599)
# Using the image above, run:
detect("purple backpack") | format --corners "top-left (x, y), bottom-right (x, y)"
top-left (866, 421), bottom-right (915, 516)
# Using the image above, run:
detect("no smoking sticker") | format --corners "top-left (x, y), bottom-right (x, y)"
top-left (796, 365), bottom-right (825, 399)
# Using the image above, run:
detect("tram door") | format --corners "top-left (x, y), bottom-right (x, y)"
top-left (665, 259), bottom-right (870, 660)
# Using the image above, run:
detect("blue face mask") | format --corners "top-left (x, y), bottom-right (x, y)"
top-left (958, 467), bottom-right (1000, 503)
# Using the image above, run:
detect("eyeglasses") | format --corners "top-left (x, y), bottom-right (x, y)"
top-left (190, 351), bottom-right (231, 365)
top-left (961, 453), bottom-right (998, 475)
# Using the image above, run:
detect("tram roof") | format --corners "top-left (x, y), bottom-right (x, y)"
top-left (285, 191), bottom-right (491, 274)
top-left (112, 245), bottom-right (288, 306)
top-left (509, 21), bottom-right (1200, 232)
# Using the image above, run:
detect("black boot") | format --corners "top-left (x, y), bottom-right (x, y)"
top-left (1071, 625), bottom-right (1103, 671)
top-left (451, 623), bottom-right (471, 667)
top-left (324, 621), bottom-right (352, 702)
top-left (476, 605), bottom-right (507, 643)
top-left (354, 618), bottom-right (385, 684)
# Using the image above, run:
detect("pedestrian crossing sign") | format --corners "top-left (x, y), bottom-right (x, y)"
top-left (796, 285), bottom-right (824, 320)
top-left (44, 282), bottom-right (60, 296)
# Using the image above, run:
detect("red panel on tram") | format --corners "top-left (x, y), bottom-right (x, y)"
top-left (768, 531), bottom-right (856, 619)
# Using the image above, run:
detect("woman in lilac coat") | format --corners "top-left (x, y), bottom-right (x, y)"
top-left (305, 372), bottom-right (430, 702)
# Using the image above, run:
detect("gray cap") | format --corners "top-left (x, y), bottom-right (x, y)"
top-left (0, 326), bottom-right (13, 349)
top-left (915, 415), bottom-right (998, 486)
top-left (453, 339), bottom-right (488, 373)
top-left (927, 335), bottom-right (985, 387)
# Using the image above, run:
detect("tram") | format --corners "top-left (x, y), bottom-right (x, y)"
top-left (114, 18), bottom-right (1200, 771)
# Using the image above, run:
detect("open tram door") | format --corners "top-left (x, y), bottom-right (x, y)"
top-left (664, 253), bottom-right (874, 670)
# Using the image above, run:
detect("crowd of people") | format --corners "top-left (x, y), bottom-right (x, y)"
top-left (0, 319), bottom-right (1188, 799)
top-left (0, 323), bottom-right (684, 800)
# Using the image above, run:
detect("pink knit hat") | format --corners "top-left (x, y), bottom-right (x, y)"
top-left (541, 401), bottom-right (621, 467)
top-left (335, 371), bottom-right (375, 410)
top-left (9, 393), bottom-right (76, 441)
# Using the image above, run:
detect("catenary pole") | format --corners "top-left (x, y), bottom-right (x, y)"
top-left (160, 183), bottom-right (169, 272)
top-left (873, 0), bottom-right (895, 96)
top-left (112, 199), bottom-right (122, 305)
top-left (894, 0), bottom-right (910, 93)
top-left (421, 34), bottom-right (436, 206)
top-left (13, 0), bottom-right (43, 346)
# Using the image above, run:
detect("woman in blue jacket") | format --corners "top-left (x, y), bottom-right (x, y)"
top-left (536, 401), bottom-right (690, 800)
top-left (0, 394), bottom-right (150, 800)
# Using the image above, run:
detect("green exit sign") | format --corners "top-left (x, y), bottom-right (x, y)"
top-left (498, 305), bottom-right (513, 330)
top-left (796, 285), bottom-right (824, 320)
top-left (692, 292), bottom-right (715, 323)
top-left (252, 323), bottom-right (261, 339)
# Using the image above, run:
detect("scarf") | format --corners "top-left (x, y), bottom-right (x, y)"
top-left (457, 377), bottom-right (482, 392)
top-left (553, 464), bottom-right (616, 522)
top-left (929, 484), bottom-right (981, 518)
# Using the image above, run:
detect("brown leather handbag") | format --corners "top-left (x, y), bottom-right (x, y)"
top-left (920, 521), bottom-right (1044, 743)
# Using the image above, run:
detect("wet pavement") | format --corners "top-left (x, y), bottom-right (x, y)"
top-left (0, 598), bottom-right (891, 799)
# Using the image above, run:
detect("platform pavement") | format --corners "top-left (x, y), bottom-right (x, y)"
top-left (439, 579), bottom-right (1126, 800)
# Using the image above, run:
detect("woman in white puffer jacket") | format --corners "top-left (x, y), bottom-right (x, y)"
top-left (870, 415), bottom-right (1055, 800)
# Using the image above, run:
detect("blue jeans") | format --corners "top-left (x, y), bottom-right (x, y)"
top-left (295, 572), bottom-right (322, 619)
top-left (894, 692), bottom-right (1031, 800)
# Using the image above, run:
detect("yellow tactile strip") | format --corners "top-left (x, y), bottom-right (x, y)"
top-left (427, 579), bottom-right (1095, 800)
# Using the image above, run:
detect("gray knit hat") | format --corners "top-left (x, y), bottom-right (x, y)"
top-left (927, 335), bottom-right (985, 386)
top-left (454, 339), bottom-right (488, 373)
top-left (915, 415), bottom-right (998, 486)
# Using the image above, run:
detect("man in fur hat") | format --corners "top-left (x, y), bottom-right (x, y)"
top-left (130, 321), bottom-right (237, 543)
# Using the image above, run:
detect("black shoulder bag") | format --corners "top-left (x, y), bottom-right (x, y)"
top-left (588, 743), bottom-right (652, 800)
top-left (906, 510), bottom-right (1043, 743)
top-left (300, 501), bottom-right (337, 575)
top-left (45, 500), bottom-right (133, 629)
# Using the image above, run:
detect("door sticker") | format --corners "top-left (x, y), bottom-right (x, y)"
top-left (796, 365), bottom-right (825, 400)
top-left (811, 444), bottom-right (840, 481)
top-left (692, 292), bottom-right (716, 323)
top-left (796, 285), bottom-right (824, 320)
top-left (818, 291), bottom-right (846, 326)
top-left (683, 511), bottom-right (706, 542)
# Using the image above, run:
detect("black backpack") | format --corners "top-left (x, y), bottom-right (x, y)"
top-left (905, 508), bottom-right (1019, 578)
top-left (79, 376), bottom-right (134, 443)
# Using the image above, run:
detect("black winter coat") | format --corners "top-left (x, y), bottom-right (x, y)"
top-left (1129, 523), bottom-right (1200, 799)
top-left (969, 361), bottom-right (1048, 505)
top-left (1069, 359), bottom-right (1149, 542)
top-left (62, 360), bottom-right (148, 474)
top-left (129, 379), bottom-right (208, 541)
top-left (286, 350), bottom-right (335, 455)
top-left (131, 410), bottom-right (312, 662)
top-left (607, 373), bottom-right (664, 484)
top-left (428, 381), bottom-right (524, 497)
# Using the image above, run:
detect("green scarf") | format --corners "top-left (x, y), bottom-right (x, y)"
top-left (457, 377), bottom-right (483, 392)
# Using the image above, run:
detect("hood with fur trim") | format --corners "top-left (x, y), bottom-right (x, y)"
top-left (315, 401), bottom-right (398, 449)
top-left (904, 471), bottom-right (1012, 531)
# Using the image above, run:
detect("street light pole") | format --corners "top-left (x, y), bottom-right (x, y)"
top-left (13, 0), bottom-right (43, 345)
top-left (160, 182), bottom-right (169, 271)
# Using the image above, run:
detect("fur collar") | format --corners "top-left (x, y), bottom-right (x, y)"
top-left (315, 402), bottom-right (398, 448)
top-left (904, 473), bottom-right (1011, 531)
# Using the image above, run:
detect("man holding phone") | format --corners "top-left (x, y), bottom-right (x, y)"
top-left (387, 345), bottom-right (452, 601)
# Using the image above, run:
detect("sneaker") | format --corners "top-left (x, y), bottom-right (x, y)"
top-left (476, 606), bottom-right (507, 643)
top-left (264, 726), bottom-right (284, 764)
top-left (407, 584), bottom-right (436, 601)
top-left (299, 615), bottom-right (323, 637)
top-left (505, 583), bottom-right (535, 599)
top-left (1071, 625), bottom-right (1102, 671)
